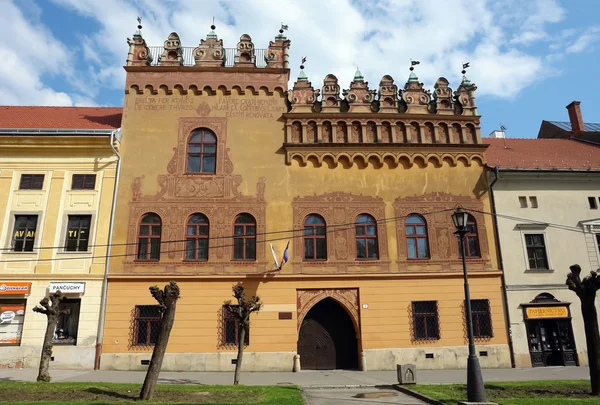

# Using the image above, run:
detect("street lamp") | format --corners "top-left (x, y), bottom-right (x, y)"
top-left (451, 207), bottom-right (488, 403)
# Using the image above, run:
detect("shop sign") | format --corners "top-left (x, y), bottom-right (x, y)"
top-left (0, 282), bottom-right (31, 295)
top-left (526, 306), bottom-right (569, 319)
top-left (0, 311), bottom-right (15, 324)
top-left (49, 282), bottom-right (85, 294)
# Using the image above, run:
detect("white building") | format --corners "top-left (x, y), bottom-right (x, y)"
top-left (485, 129), bottom-right (600, 368)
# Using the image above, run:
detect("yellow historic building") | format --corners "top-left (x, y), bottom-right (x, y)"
top-left (0, 107), bottom-right (121, 368)
top-left (100, 25), bottom-right (511, 371)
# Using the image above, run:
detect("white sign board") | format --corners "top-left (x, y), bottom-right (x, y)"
top-left (49, 282), bottom-right (85, 294)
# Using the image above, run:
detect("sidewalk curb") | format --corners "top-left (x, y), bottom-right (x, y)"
top-left (301, 384), bottom-right (378, 389)
top-left (392, 384), bottom-right (445, 405)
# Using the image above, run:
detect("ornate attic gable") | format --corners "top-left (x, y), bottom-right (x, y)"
top-left (193, 23), bottom-right (225, 67)
top-left (321, 74), bottom-right (342, 113)
top-left (378, 75), bottom-right (399, 113)
top-left (126, 19), bottom-right (151, 66)
top-left (234, 34), bottom-right (255, 67)
top-left (401, 65), bottom-right (431, 114)
top-left (433, 77), bottom-right (454, 115)
top-left (343, 68), bottom-right (376, 113)
top-left (265, 26), bottom-right (291, 69)
top-left (288, 63), bottom-right (318, 113)
top-left (159, 32), bottom-right (183, 66)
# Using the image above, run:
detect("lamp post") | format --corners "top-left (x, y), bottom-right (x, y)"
top-left (452, 207), bottom-right (487, 403)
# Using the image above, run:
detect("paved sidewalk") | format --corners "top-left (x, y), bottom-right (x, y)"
top-left (0, 367), bottom-right (591, 386)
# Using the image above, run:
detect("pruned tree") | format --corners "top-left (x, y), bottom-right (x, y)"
top-left (566, 264), bottom-right (600, 395)
top-left (139, 281), bottom-right (181, 401)
top-left (32, 290), bottom-right (69, 382)
top-left (224, 283), bottom-right (262, 385)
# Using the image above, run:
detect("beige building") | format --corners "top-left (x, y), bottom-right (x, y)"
top-left (486, 115), bottom-right (600, 368)
top-left (0, 106), bottom-right (121, 369)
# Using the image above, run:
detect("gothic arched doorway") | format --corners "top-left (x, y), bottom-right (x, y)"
top-left (297, 298), bottom-right (359, 370)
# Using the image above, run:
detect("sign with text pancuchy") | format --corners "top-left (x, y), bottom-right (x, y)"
top-left (0, 282), bottom-right (31, 295)
top-left (48, 282), bottom-right (85, 294)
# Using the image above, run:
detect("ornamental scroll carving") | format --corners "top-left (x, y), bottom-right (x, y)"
top-left (124, 116), bottom-right (267, 273)
top-left (291, 192), bottom-right (390, 274)
top-left (393, 192), bottom-right (492, 273)
top-left (297, 289), bottom-right (360, 332)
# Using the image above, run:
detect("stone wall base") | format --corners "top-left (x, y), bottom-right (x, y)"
top-left (100, 351), bottom-right (297, 371)
top-left (363, 344), bottom-right (511, 371)
top-left (0, 345), bottom-right (96, 369)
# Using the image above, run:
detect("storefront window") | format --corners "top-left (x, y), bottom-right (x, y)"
top-left (53, 299), bottom-right (80, 345)
top-left (0, 300), bottom-right (26, 345)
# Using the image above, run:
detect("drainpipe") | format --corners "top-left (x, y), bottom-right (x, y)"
top-left (489, 166), bottom-right (516, 368)
top-left (94, 128), bottom-right (122, 370)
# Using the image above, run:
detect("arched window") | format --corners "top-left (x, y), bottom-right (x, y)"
top-left (355, 214), bottom-right (378, 259)
top-left (406, 214), bottom-right (429, 259)
top-left (459, 214), bottom-right (480, 258)
top-left (185, 213), bottom-right (209, 261)
top-left (137, 213), bottom-right (161, 261)
top-left (303, 214), bottom-right (327, 260)
top-left (187, 128), bottom-right (216, 174)
top-left (233, 213), bottom-right (256, 260)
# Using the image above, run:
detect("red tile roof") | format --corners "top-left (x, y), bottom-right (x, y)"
top-left (484, 138), bottom-right (600, 170)
top-left (0, 106), bottom-right (122, 130)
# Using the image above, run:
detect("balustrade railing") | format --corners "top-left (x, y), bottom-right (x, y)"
top-left (146, 47), bottom-right (267, 68)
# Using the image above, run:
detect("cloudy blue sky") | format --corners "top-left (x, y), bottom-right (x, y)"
top-left (1, 0), bottom-right (599, 138)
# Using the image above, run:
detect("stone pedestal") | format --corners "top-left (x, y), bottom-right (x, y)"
top-left (397, 364), bottom-right (417, 384)
top-left (292, 354), bottom-right (301, 372)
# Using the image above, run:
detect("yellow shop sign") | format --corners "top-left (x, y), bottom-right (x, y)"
top-left (526, 306), bottom-right (569, 319)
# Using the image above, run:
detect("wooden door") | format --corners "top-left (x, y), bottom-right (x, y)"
top-left (298, 318), bottom-right (336, 370)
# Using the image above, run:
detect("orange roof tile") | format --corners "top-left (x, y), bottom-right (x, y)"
top-left (0, 106), bottom-right (122, 130)
top-left (484, 138), bottom-right (600, 170)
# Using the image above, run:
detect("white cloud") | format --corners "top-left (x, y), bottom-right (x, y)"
top-left (566, 26), bottom-right (600, 53)
top-left (0, 0), bottom-right (98, 106)
top-left (0, 0), bottom-right (594, 106)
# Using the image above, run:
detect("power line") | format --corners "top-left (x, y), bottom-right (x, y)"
top-left (0, 209), bottom-right (454, 263)
top-left (466, 208), bottom-right (586, 234)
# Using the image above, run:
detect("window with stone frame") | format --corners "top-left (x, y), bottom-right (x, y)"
top-left (303, 214), bottom-right (327, 260)
top-left (406, 214), bottom-right (429, 259)
top-left (71, 174), bottom-right (96, 190)
top-left (469, 299), bottom-right (493, 339)
top-left (458, 214), bottom-right (480, 258)
top-left (355, 214), bottom-right (378, 260)
top-left (525, 233), bottom-right (549, 269)
top-left (11, 215), bottom-right (38, 252)
top-left (222, 305), bottom-right (249, 346)
top-left (187, 128), bottom-right (217, 174)
top-left (137, 213), bottom-right (161, 261)
top-left (233, 213), bottom-right (256, 261)
top-left (411, 300), bottom-right (440, 341)
top-left (133, 305), bottom-right (161, 346)
top-left (65, 215), bottom-right (91, 252)
top-left (185, 213), bottom-right (209, 261)
top-left (19, 174), bottom-right (44, 190)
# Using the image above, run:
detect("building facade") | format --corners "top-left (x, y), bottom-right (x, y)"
top-left (99, 26), bottom-right (511, 371)
top-left (0, 107), bottom-right (121, 368)
top-left (486, 136), bottom-right (600, 368)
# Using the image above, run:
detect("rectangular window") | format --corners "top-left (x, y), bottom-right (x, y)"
top-left (411, 301), bottom-right (440, 341)
top-left (222, 306), bottom-right (249, 346)
top-left (19, 174), bottom-right (44, 190)
top-left (529, 196), bottom-right (538, 208)
top-left (65, 215), bottom-right (91, 252)
top-left (519, 196), bottom-right (527, 208)
top-left (525, 234), bottom-right (549, 269)
top-left (71, 174), bottom-right (96, 190)
top-left (12, 215), bottom-right (38, 252)
top-left (134, 305), bottom-right (161, 346)
top-left (0, 300), bottom-right (26, 346)
top-left (470, 299), bottom-right (493, 338)
top-left (53, 299), bottom-right (80, 345)
top-left (589, 197), bottom-right (598, 209)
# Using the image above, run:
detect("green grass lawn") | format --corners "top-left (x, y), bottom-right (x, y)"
top-left (410, 380), bottom-right (600, 405)
top-left (0, 382), bottom-right (303, 405)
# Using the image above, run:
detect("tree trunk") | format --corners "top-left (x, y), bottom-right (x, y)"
top-left (582, 296), bottom-right (600, 395)
top-left (139, 299), bottom-right (177, 400)
top-left (233, 325), bottom-right (246, 385)
top-left (37, 313), bottom-right (58, 382)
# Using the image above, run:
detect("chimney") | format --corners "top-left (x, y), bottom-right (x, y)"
top-left (566, 101), bottom-right (584, 134)
top-left (488, 129), bottom-right (505, 138)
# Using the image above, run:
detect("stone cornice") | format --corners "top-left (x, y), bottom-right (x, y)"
top-left (283, 112), bottom-right (481, 122)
